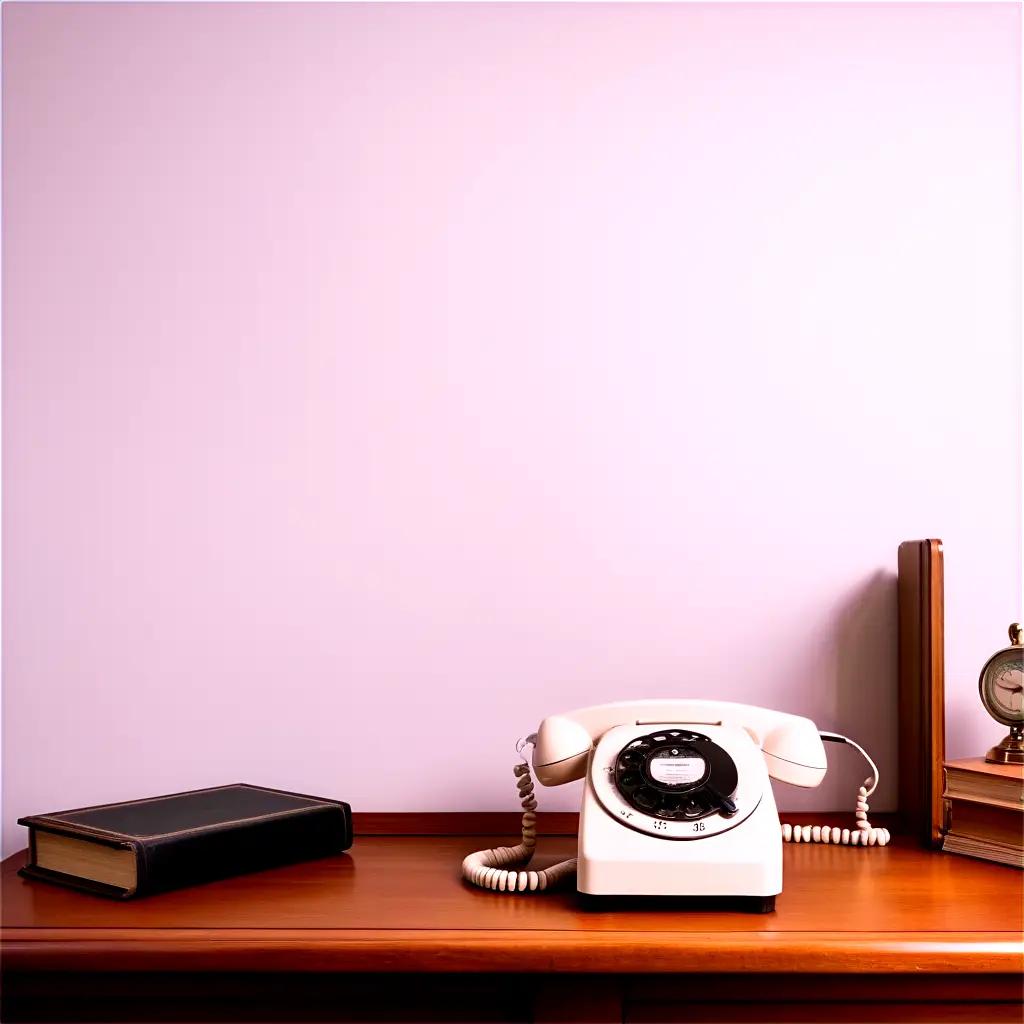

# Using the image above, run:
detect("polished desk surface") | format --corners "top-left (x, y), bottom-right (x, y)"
top-left (2, 835), bottom-right (1022, 975)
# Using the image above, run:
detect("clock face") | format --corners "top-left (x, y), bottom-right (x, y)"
top-left (979, 648), bottom-right (1024, 727)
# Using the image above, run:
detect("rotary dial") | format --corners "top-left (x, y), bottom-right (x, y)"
top-left (613, 729), bottom-right (738, 821)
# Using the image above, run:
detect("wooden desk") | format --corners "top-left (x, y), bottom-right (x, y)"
top-left (2, 829), bottom-right (1022, 1022)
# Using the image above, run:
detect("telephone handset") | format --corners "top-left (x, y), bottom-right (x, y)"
top-left (463, 700), bottom-right (888, 903)
top-left (532, 700), bottom-right (828, 787)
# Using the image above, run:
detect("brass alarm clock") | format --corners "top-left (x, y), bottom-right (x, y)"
top-left (979, 623), bottom-right (1024, 764)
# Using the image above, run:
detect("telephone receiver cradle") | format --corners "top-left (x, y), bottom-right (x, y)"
top-left (461, 699), bottom-right (888, 904)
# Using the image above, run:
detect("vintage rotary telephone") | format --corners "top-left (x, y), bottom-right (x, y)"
top-left (463, 700), bottom-right (887, 908)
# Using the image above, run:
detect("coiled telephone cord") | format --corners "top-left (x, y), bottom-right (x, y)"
top-left (461, 761), bottom-right (577, 892)
top-left (781, 732), bottom-right (891, 847)
top-left (463, 730), bottom-right (889, 894)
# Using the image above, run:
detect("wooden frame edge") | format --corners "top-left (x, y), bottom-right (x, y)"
top-left (897, 538), bottom-right (946, 848)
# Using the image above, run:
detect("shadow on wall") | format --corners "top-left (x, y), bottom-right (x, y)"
top-left (778, 570), bottom-right (899, 813)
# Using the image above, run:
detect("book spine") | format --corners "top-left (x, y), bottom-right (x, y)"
top-left (135, 803), bottom-right (352, 897)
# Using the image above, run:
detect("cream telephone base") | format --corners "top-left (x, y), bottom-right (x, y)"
top-left (462, 700), bottom-right (889, 907)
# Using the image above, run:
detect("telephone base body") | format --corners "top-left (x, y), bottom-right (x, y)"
top-left (576, 725), bottom-right (783, 900)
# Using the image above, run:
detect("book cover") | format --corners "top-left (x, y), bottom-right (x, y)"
top-left (18, 783), bottom-right (352, 898)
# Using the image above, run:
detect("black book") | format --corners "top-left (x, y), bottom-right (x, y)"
top-left (18, 784), bottom-right (352, 899)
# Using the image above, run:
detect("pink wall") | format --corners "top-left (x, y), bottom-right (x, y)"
top-left (3, 3), bottom-right (1020, 855)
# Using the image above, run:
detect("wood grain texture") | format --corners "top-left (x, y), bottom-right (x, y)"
top-left (349, 810), bottom-right (898, 835)
top-left (898, 538), bottom-right (947, 848)
top-left (351, 810), bottom-right (582, 835)
top-left (3, 833), bottom-right (1021, 975)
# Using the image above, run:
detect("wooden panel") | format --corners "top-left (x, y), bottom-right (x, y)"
top-left (626, 975), bottom-right (1024, 1023)
top-left (3, 834), bottom-right (1021, 975)
top-left (534, 976), bottom-right (622, 1024)
top-left (351, 810), bottom-right (898, 836)
top-left (627, 1003), bottom-right (1022, 1023)
top-left (2, 973), bottom-right (1020, 1024)
top-left (0, 972), bottom-right (537, 1023)
top-left (6, 928), bottom-right (1023, 975)
top-left (626, 976), bottom-right (1024, 1002)
top-left (898, 538), bottom-right (946, 848)
top-left (352, 811), bottom-right (581, 835)
top-left (622, 974), bottom-right (1024, 1024)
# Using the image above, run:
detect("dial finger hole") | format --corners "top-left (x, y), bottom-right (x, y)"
top-left (633, 788), bottom-right (658, 810)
